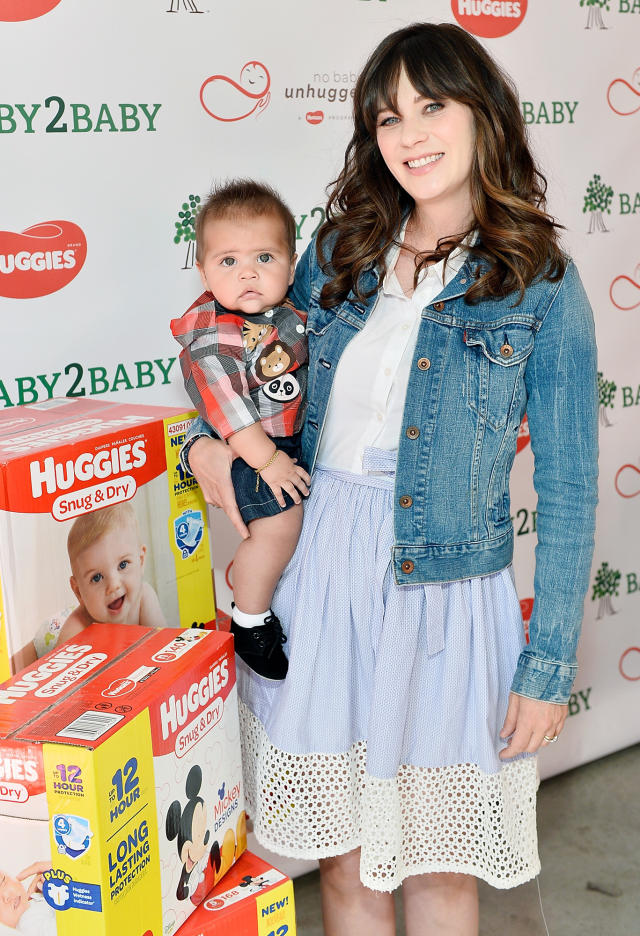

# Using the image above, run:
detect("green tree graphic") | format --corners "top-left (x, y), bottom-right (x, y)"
top-left (167, 0), bottom-right (203, 12)
top-left (597, 370), bottom-right (616, 427)
top-left (174, 194), bottom-right (200, 269)
top-left (591, 561), bottom-right (620, 618)
top-left (583, 173), bottom-right (614, 233)
top-left (580, 0), bottom-right (609, 29)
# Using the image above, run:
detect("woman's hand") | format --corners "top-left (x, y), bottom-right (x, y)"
top-left (188, 436), bottom-right (249, 540)
top-left (499, 691), bottom-right (567, 759)
top-left (259, 451), bottom-right (310, 508)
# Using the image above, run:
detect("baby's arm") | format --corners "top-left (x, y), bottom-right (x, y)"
top-left (58, 607), bottom-right (89, 643)
top-left (228, 425), bottom-right (310, 507)
top-left (138, 582), bottom-right (166, 629)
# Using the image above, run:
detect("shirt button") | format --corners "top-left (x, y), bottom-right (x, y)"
top-left (384, 367), bottom-right (391, 376)
top-left (417, 357), bottom-right (431, 370)
top-left (377, 412), bottom-right (383, 422)
top-left (500, 343), bottom-right (514, 359)
top-left (433, 301), bottom-right (445, 312)
top-left (402, 322), bottom-right (410, 331)
top-left (401, 559), bottom-right (415, 574)
top-left (460, 278), bottom-right (467, 285)
top-left (399, 495), bottom-right (413, 508)
top-left (406, 426), bottom-right (420, 440)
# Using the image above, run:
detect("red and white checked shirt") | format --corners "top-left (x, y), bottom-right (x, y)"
top-left (171, 291), bottom-right (308, 440)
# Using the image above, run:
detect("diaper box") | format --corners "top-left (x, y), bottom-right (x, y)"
top-left (0, 623), bottom-right (246, 935)
top-left (174, 851), bottom-right (296, 936)
top-left (0, 398), bottom-right (216, 681)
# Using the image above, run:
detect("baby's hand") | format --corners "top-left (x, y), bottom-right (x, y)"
top-left (259, 450), bottom-right (310, 507)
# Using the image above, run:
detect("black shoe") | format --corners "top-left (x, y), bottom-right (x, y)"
top-left (230, 608), bottom-right (289, 680)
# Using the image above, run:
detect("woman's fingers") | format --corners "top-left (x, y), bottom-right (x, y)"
top-left (499, 693), bottom-right (569, 759)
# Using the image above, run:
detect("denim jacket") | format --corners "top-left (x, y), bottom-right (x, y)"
top-left (185, 238), bottom-right (598, 704)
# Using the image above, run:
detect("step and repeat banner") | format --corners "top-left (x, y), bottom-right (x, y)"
top-left (1, 0), bottom-right (639, 806)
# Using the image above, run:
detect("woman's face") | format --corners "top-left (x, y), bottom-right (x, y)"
top-left (375, 68), bottom-right (475, 223)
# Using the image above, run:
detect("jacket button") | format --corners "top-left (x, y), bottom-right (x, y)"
top-left (433, 301), bottom-right (445, 312)
top-left (406, 426), bottom-right (420, 439)
top-left (500, 343), bottom-right (514, 359)
top-left (399, 495), bottom-right (413, 508)
top-left (417, 357), bottom-right (431, 370)
top-left (401, 560), bottom-right (415, 574)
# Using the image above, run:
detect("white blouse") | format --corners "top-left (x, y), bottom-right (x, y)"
top-left (316, 240), bottom-right (468, 474)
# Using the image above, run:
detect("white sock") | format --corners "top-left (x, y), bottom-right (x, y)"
top-left (232, 606), bottom-right (270, 629)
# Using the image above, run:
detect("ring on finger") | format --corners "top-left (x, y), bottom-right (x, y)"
top-left (543, 734), bottom-right (559, 743)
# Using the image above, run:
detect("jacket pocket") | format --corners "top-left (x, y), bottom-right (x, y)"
top-left (464, 322), bottom-right (535, 431)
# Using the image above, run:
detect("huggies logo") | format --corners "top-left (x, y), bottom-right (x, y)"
top-left (451, 0), bottom-right (527, 37)
top-left (29, 441), bottom-right (147, 498)
top-left (159, 659), bottom-right (229, 740)
top-left (200, 61), bottom-right (271, 122)
top-left (0, 221), bottom-right (87, 299)
top-left (0, 0), bottom-right (62, 21)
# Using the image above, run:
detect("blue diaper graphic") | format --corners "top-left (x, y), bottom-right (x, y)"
top-left (174, 509), bottom-right (204, 559)
top-left (53, 813), bottom-right (93, 859)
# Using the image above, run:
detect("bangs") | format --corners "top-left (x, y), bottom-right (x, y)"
top-left (361, 30), bottom-right (474, 135)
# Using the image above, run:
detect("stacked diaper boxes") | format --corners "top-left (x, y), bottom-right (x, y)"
top-left (0, 623), bottom-right (246, 935)
top-left (0, 398), bottom-right (216, 681)
top-left (174, 851), bottom-right (297, 936)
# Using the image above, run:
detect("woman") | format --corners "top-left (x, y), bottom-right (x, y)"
top-left (184, 22), bottom-right (598, 936)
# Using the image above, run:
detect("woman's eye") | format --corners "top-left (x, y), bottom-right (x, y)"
top-left (257, 253), bottom-right (273, 263)
top-left (221, 257), bottom-right (236, 267)
top-left (378, 115), bottom-right (399, 127)
top-left (425, 102), bottom-right (444, 114)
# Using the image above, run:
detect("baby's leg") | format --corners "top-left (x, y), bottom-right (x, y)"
top-left (230, 503), bottom-right (302, 680)
top-left (232, 503), bottom-right (302, 613)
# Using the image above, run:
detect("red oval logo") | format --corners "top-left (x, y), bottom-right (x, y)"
top-left (306, 110), bottom-right (324, 125)
top-left (516, 413), bottom-right (530, 454)
top-left (102, 677), bottom-right (136, 698)
top-left (0, 221), bottom-right (87, 299)
top-left (519, 596), bottom-right (533, 643)
top-left (451, 0), bottom-right (527, 38)
top-left (0, 0), bottom-right (62, 20)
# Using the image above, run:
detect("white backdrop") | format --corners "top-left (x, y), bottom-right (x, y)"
top-left (1, 0), bottom-right (639, 799)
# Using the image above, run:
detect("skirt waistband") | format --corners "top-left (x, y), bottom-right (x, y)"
top-left (315, 446), bottom-right (397, 491)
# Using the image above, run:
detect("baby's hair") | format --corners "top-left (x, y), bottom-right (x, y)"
top-left (67, 501), bottom-right (139, 567)
top-left (195, 179), bottom-right (296, 263)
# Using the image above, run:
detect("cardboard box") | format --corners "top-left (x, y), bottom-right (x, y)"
top-left (0, 398), bottom-right (216, 680)
top-left (0, 623), bottom-right (246, 935)
top-left (174, 851), bottom-right (296, 936)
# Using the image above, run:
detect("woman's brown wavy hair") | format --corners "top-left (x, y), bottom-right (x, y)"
top-left (316, 22), bottom-right (566, 308)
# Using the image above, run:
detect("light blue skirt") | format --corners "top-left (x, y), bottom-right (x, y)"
top-left (238, 450), bottom-right (540, 891)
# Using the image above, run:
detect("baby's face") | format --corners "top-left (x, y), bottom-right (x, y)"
top-left (197, 212), bottom-right (295, 317)
top-left (0, 870), bottom-right (28, 928)
top-left (71, 525), bottom-right (145, 625)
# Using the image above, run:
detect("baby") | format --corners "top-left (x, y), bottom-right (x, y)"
top-left (171, 179), bottom-right (310, 681)
top-left (57, 501), bottom-right (165, 645)
top-left (0, 864), bottom-right (55, 935)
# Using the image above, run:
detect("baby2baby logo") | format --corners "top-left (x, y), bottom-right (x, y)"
top-left (451, 0), bottom-right (527, 37)
top-left (0, 221), bottom-right (87, 299)
top-left (200, 61), bottom-right (270, 122)
top-left (0, 0), bottom-right (61, 20)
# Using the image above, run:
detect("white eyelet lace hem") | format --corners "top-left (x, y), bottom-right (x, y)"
top-left (240, 701), bottom-right (541, 892)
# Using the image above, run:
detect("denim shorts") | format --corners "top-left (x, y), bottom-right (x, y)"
top-left (232, 433), bottom-right (305, 525)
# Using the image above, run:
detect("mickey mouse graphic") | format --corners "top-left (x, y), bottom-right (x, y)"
top-left (166, 765), bottom-right (220, 903)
